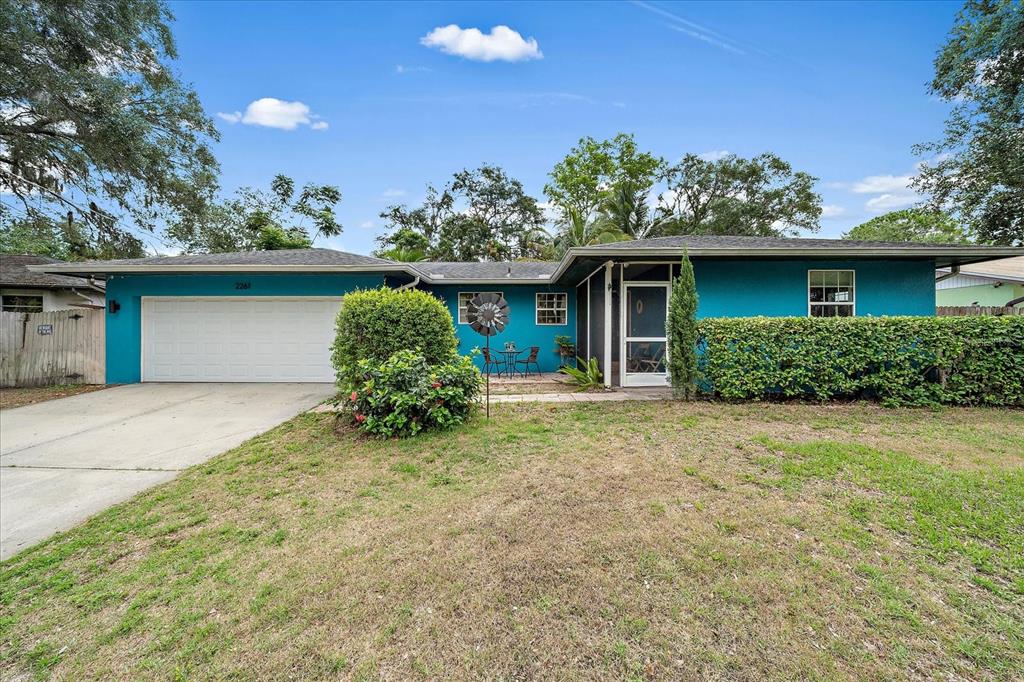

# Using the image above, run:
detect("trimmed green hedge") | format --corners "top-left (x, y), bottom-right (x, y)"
top-left (331, 288), bottom-right (458, 388)
top-left (696, 316), bottom-right (1024, 406)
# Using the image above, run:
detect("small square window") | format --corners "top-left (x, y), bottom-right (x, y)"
top-left (536, 292), bottom-right (567, 325)
top-left (1, 295), bottom-right (43, 313)
top-left (808, 270), bottom-right (854, 317)
top-left (458, 292), bottom-right (503, 324)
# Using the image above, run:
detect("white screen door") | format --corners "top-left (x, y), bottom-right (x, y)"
top-left (621, 283), bottom-right (670, 387)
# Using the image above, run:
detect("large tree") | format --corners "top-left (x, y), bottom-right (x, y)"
top-left (545, 133), bottom-right (664, 224)
top-left (377, 165), bottom-right (548, 261)
top-left (167, 175), bottom-right (342, 253)
top-left (654, 153), bottom-right (821, 237)
top-left (552, 206), bottom-right (632, 257)
top-left (591, 179), bottom-right (653, 241)
top-left (0, 0), bottom-right (219, 255)
top-left (843, 208), bottom-right (972, 243)
top-left (0, 204), bottom-right (146, 260)
top-left (912, 0), bottom-right (1023, 246)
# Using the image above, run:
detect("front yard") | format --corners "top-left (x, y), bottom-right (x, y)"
top-left (1, 401), bottom-right (1021, 680)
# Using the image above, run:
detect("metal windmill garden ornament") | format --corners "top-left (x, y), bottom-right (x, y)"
top-left (465, 292), bottom-right (509, 418)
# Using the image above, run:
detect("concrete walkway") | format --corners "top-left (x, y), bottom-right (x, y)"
top-left (311, 387), bottom-right (673, 412)
top-left (490, 388), bottom-right (673, 403)
top-left (0, 383), bottom-right (334, 560)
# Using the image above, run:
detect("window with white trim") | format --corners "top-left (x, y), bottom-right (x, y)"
top-left (536, 292), bottom-right (567, 325)
top-left (1, 295), bottom-right (43, 313)
top-left (457, 292), bottom-right (503, 324)
top-left (808, 270), bottom-right (855, 317)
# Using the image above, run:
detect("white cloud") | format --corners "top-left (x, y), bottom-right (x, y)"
top-left (865, 193), bottom-right (919, 212)
top-left (850, 174), bottom-right (913, 194)
top-left (698, 149), bottom-right (731, 162)
top-left (837, 173), bottom-right (920, 213)
top-left (359, 220), bottom-right (375, 229)
top-left (420, 25), bottom-right (542, 62)
top-left (217, 98), bottom-right (327, 131)
top-left (381, 188), bottom-right (406, 198)
top-left (536, 201), bottom-right (561, 222)
top-left (821, 204), bottom-right (845, 218)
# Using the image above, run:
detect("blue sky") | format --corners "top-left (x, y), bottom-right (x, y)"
top-left (168, 0), bottom-right (962, 255)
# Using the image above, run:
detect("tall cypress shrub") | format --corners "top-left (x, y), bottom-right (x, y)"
top-left (667, 249), bottom-right (699, 397)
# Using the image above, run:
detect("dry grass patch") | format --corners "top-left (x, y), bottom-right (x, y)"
top-left (0, 384), bottom-right (107, 411)
top-left (1, 402), bottom-right (1022, 680)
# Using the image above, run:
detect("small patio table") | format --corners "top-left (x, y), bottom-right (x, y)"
top-left (501, 347), bottom-right (524, 378)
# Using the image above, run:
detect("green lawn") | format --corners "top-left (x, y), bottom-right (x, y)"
top-left (2, 402), bottom-right (1022, 680)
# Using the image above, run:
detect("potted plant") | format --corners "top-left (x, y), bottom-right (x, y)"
top-left (554, 335), bottom-right (575, 367)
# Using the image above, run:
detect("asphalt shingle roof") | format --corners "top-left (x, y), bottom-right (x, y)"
top-left (581, 235), bottom-right (980, 250)
top-left (411, 261), bottom-right (558, 280)
top-left (0, 254), bottom-right (103, 289)
top-left (83, 248), bottom-right (394, 267)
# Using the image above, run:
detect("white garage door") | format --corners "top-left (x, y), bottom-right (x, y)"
top-left (142, 297), bottom-right (341, 382)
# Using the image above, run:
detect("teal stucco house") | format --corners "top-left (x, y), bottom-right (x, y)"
top-left (32, 235), bottom-right (1020, 388)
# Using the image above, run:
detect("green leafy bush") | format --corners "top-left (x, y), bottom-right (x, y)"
top-left (697, 316), bottom-right (1024, 407)
top-left (332, 288), bottom-right (458, 388)
top-left (347, 349), bottom-right (482, 438)
top-left (559, 356), bottom-right (603, 390)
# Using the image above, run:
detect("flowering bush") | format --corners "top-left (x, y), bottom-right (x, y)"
top-left (347, 349), bottom-right (482, 438)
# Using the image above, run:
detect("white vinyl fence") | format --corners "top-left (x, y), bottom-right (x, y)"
top-left (0, 309), bottom-right (105, 387)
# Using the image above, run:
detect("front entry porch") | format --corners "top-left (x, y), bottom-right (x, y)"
top-left (575, 261), bottom-right (679, 388)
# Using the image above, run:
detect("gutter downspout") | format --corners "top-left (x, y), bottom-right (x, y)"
top-left (935, 264), bottom-right (960, 283)
top-left (396, 274), bottom-right (421, 291)
top-left (69, 287), bottom-right (98, 306)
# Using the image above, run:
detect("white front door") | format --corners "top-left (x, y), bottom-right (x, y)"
top-left (621, 283), bottom-right (670, 387)
top-left (142, 297), bottom-right (342, 382)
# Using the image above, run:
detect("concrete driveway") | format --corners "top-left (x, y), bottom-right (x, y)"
top-left (0, 383), bottom-right (335, 560)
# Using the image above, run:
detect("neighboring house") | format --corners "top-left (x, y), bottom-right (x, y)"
top-left (31, 236), bottom-right (1021, 388)
top-left (0, 254), bottom-right (106, 312)
top-left (935, 256), bottom-right (1024, 308)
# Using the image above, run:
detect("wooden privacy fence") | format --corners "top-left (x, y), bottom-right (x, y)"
top-left (0, 309), bottom-right (105, 387)
top-left (936, 306), bottom-right (1024, 317)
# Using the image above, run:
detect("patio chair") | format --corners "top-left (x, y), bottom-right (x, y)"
top-left (481, 346), bottom-right (507, 375)
top-left (517, 346), bottom-right (541, 377)
top-left (637, 345), bottom-right (666, 373)
top-left (627, 342), bottom-right (651, 373)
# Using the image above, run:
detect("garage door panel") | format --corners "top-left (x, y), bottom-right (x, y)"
top-left (142, 297), bottom-right (340, 383)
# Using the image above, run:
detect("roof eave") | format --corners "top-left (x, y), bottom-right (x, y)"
top-left (422, 278), bottom-right (553, 286)
top-left (26, 262), bottom-right (409, 276)
top-left (549, 246), bottom-right (1024, 282)
top-left (25, 262), bottom-right (558, 286)
top-left (0, 280), bottom-right (104, 292)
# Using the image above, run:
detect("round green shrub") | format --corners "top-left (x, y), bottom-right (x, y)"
top-left (332, 288), bottom-right (458, 388)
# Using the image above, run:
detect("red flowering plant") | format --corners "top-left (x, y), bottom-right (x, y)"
top-left (348, 349), bottom-right (481, 438)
